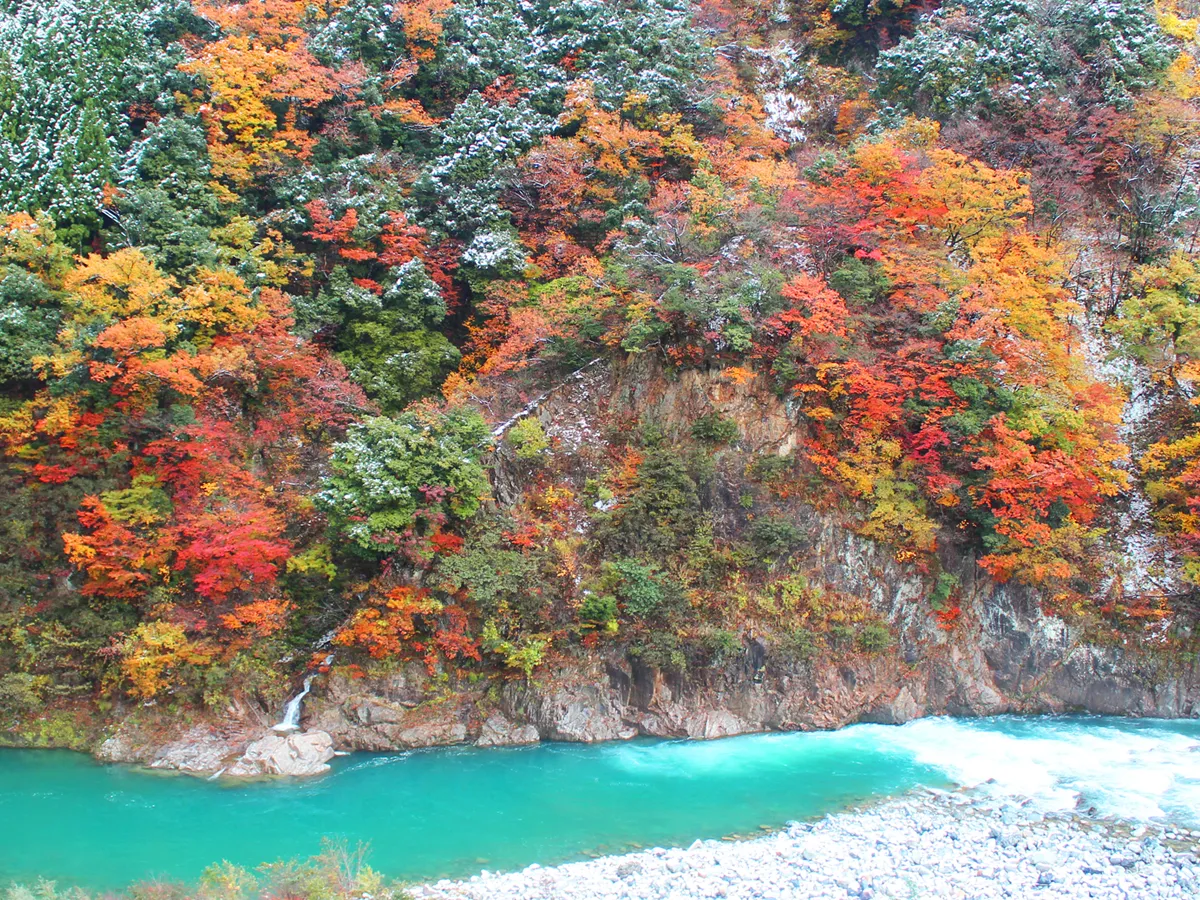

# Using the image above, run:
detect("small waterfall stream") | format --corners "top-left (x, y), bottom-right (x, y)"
top-left (272, 654), bottom-right (334, 733)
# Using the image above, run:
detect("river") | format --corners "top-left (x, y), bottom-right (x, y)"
top-left (1, 716), bottom-right (1197, 890)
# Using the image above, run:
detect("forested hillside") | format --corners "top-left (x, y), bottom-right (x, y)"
top-left (0, 0), bottom-right (1197, 731)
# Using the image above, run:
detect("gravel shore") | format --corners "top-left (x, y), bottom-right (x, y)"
top-left (412, 791), bottom-right (1200, 899)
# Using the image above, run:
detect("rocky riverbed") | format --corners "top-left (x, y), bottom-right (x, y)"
top-left (411, 790), bottom-right (1200, 899)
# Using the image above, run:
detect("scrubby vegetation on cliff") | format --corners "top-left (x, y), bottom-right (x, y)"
top-left (0, 0), bottom-right (1198, 724)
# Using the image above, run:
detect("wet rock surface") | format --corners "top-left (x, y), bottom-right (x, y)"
top-left (95, 722), bottom-right (254, 775)
top-left (88, 572), bottom-right (1199, 775)
top-left (225, 730), bottom-right (336, 778)
top-left (301, 569), bottom-right (1197, 753)
top-left (475, 714), bottom-right (539, 748)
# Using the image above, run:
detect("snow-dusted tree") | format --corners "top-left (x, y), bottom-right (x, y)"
top-left (0, 0), bottom-right (180, 236)
top-left (876, 0), bottom-right (1176, 117)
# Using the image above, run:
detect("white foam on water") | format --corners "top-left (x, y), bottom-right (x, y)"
top-left (866, 717), bottom-right (1200, 824)
top-left (604, 728), bottom-right (875, 778)
top-left (604, 717), bottom-right (1200, 825)
top-left (339, 752), bottom-right (414, 774)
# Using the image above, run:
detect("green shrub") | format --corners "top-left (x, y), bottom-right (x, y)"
top-left (749, 516), bottom-right (805, 559)
top-left (681, 520), bottom-right (738, 588)
top-left (16, 711), bottom-right (93, 750)
top-left (930, 571), bottom-right (960, 609)
top-left (629, 631), bottom-right (687, 672)
top-left (502, 639), bottom-right (548, 679)
top-left (691, 412), bottom-right (739, 445)
top-left (241, 839), bottom-right (409, 900)
top-left (829, 257), bottom-right (891, 306)
top-left (601, 558), bottom-right (670, 620)
top-left (596, 448), bottom-right (700, 556)
top-left (436, 526), bottom-right (543, 621)
top-left (578, 594), bottom-right (619, 631)
top-left (481, 621), bottom-right (548, 678)
top-left (746, 454), bottom-right (792, 484)
top-left (507, 417), bottom-right (550, 460)
top-left (0, 673), bottom-right (48, 716)
top-left (3, 843), bottom-right (411, 900)
top-left (700, 628), bottom-right (741, 664)
top-left (856, 622), bottom-right (893, 654)
top-left (779, 628), bottom-right (819, 663)
top-left (319, 408), bottom-right (490, 554)
top-left (200, 651), bottom-right (291, 714)
top-left (828, 622), bottom-right (855, 649)
top-left (875, 0), bottom-right (1174, 116)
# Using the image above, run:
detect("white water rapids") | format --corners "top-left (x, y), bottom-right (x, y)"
top-left (608, 715), bottom-right (1200, 826)
top-left (870, 716), bottom-right (1200, 824)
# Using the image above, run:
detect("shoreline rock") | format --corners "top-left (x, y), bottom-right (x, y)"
top-left (93, 722), bottom-right (260, 776)
top-left (224, 730), bottom-right (336, 778)
top-left (474, 714), bottom-right (539, 748)
top-left (75, 631), bottom-right (1199, 777)
top-left (411, 791), bottom-right (1200, 900)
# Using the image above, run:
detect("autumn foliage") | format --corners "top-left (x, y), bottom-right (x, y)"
top-left (1, 0), bottom-right (1197, 710)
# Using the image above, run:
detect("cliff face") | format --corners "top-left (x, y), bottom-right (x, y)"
top-left (300, 534), bottom-right (1197, 755)
top-left (88, 359), bottom-right (1199, 775)
top-left (90, 566), bottom-right (1198, 775)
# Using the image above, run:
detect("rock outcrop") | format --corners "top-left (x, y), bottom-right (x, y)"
top-left (95, 722), bottom-right (257, 775)
top-left (225, 730), bottom-right (336, 778)
top-left (299, 572), bottom-right (1197, 753)
top-left (475, 714), bottom-right (539, 748)
top-left (85, 565), bottom-right (1199, 777)
top-left (306, 662), bottom-right (471, 751)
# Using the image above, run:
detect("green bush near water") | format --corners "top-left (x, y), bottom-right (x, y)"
top-left (0, 673), bottom-right (49, 716)
top-left (2, 841), bottom-right (411, 900)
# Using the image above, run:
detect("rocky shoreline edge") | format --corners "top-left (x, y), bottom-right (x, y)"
top-left (410, 790), bottom-right (1200, 900)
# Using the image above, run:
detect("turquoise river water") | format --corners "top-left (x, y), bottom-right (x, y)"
top-left (2, 716), bottom-right (1199, 890)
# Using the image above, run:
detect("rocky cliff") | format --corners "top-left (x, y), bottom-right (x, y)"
top-left (91, 529), bottom-right (1198, 776)
top-left (297, 529), bottom-right (1197, 751)
top-left (88, 357), bottom-right (1199, 776)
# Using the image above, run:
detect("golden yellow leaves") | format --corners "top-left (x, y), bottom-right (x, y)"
top-left (1157, 0), bottom-right (1199, 40)
top-left (63, 250), bottom-right (263, 338)
top-left (119, 621), bottom-right (213, 700)
top-left (918, 149), bottom-right (1033, 251)
top-left (64, 248), bottom-right (175, 322)
top-left (182, 1), bottom-right (344, 186)
top-left (720, 366), bottom-right (756, 385)
top-left (1, 212), bottom-right (72, 283)
top-left (179, 267), bottom-right (268, 336)
top-left (1156, 0), bottom-right (1200, 99)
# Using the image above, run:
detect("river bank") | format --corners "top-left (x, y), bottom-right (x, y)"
top-left (412, 790), bottom-right (1200, 900)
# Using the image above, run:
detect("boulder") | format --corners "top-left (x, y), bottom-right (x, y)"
top-left (226, 730), bottom-right (336, 778)
top-left (96, 723), bottom-right (248, 775)
top-left (689, 709), bottom-right (751, 740)
top-left (475, 714), bottom-right (539, 747)
top-left (379, 719), bottom-right (468, 747)
top-left (147, 729), bottom-right (242, 774)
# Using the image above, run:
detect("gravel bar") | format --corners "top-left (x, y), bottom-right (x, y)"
top-left (411, 790), bottom-right (1200, 899)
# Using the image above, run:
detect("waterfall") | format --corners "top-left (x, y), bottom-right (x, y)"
top-left (273, 653), bottom-right (334, 733)
top-left (314, 626), bottom-right (341, 650)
